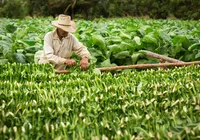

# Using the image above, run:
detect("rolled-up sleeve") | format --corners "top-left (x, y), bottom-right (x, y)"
top-left (72, 35), bottom-right (91, 59)
top-left (44, 33), bottom-right (66, 64)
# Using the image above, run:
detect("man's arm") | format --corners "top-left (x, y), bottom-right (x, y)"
top-left (43, 33), bottom-right (66, 64)
top-left (72, 35), bottom-right (91, 70)
top-left (72, 35), bottom-right (90, 59)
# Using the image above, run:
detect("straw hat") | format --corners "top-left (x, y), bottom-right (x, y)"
top-left (52, 14), bottom-right (76, 32)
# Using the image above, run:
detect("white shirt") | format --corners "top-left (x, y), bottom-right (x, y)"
top-left (39, 29), bottom-right (90, 70)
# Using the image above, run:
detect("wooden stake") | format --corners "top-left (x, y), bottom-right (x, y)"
top-left (98, 61), bottom-right (200, 72)
top-left (142, 50), bottom-right (184, 63)
top-left (56, 61), bottom-right (200, 74)
top-left (55, 70), bottom-right (70, 74)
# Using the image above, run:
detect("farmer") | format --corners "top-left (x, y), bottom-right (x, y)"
top-left (39, 14), bottom-right (90, 70)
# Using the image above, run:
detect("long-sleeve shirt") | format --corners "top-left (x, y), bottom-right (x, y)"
top-left (39, 29), bottom-right (90, 70)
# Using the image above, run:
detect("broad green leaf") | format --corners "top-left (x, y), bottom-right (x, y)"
top-left (120, 41), bottom-right (134, 51)
top-left (0, 59), bottom-right (9, 64)
top-left (100, 59), bottom-right (116, 67)
top-left (107, 36), bottom-right (122, 44)
top-left (140, 25), bottom-right (151, 32)
top-left (137, 25), bottom-right (151, 36)
top-left (0, 35), bottom-right (13, 43)
top-left (23, 40), bottom-right (38, 46)
top-left (1, 40), bottom-right (12, 58)
top-left (159, 32), bottom-right (171, 43)
top-left (171, 44), bottom-right (182, 57)
top-left (131, 53), bottom-right (143, 64)
top-left (14, 27), bottom-right (28, 39)
top-left (195, 51), bottom-right (200, 59)
top-left (172, 35), bottom-right (190, 49)
top-left (6, 24), bottom-right (17, 33)
top-left (34, 50), bottom-right (43, 63)
top-left (13, 53), bottom-right (26, 63)
top-left (120, 31), bottom-right (131, 40)
top-left (133, 36), bottom-right (141, 45)
top-left (89, 48), bottom-right (105, 58)
top-left (143, 34), bottom-right (157, 44)
top-left (188, 43), bottom-right (200, 51)
top-left (137, 59), bottom-right (148, 64)
top-left (17, 49), bottom-right (25, 54)
top-left (110, 28), bottom-right (121, 34)
top-left (25, 45), bottom-right (41, 53)
top-left (108, 44), bottom-right (122, 54)
top-left (0, 40), bottom-right (12, 48)
top-left (16, 40), bottom-right (29, 48)
top-left (113, 51), bottom-right (130, 59)
top-left (89, 56), bottom-right (97, 65)
top-left (184, 53), bottom-right (194, 61)
top-left (91, 35), bottom-right (107, 55)
top-left (93, 68), bottom-right (101, 74)
top-left (25, 53), bottom-right (35, 63)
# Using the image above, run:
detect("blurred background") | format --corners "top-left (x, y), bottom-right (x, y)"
top-left (0, 0), bottom-right (200, 20)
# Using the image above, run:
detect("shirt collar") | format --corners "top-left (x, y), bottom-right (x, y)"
top-left (52, 29), bottom-right (70, 40)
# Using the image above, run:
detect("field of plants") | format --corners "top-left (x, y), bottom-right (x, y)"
top-left (0, 17), bottom-right (200, 66)
top-left (1, 63), bottom-right (200, 139)
top-left (1, 17), bottom-right (200, 139)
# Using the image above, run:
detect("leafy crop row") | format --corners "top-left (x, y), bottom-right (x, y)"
top-left (0, 18), bottom-right (200, 66)
top-left (1, 64), bottom-right (200, 139)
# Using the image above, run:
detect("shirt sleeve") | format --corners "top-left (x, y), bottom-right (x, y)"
top-left (72, 35), bottom-right (91, 59)
top-left (43, 33), bottom-right (66, 64)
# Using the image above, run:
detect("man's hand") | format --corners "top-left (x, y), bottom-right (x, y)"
top-left (80, 57), bottom-right (89, 70)
top-left (65, 59), bottom-right (76, 67)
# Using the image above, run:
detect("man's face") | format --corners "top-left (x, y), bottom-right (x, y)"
top-left (57, 28), bottom-right (68, 38)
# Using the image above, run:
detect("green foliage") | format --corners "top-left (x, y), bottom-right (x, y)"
top-left (0, 18), bottom-right (53, 63)
top-left (1, 64), bottom-right (200, 139)
top-left (0, 0), bottom-right (27, 18)
top-left (89, 0), bottom-right (200, 19)
top-left (1, 17), bottom-right (200, 66)
top-left (0, 0), bottom-right (200, 19)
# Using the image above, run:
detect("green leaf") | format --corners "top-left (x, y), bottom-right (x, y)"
top-left (143, 34), bottom-right (157, 44)
top-left (23, 40), bottom-right (38, 46)
top-left (113, 51), bottom-right (130, 59)
top-left (120, 31), bottom-right (131, 40)
top-left (131, 53), bottom-right (143, 64)
top-left (108, 44), bottom-right (123, 54)
top-left (100, 59), bottom-right (116, 67)
top-left (171, 44), bottom-right (182, 57)
top-left (158, 32), bottom-right (171, 43)
top-left (25, 45), bottom-right (41, 53)
top-left (14, 27), bottom-right (28, 39)
top-left (89, 56), bottom-right (97, 65)
top-left (34, 50), bottom-right (43, 63)
top-left (89, 48), bottom-right (105, 58)
top-left (13, 53), bottom-right (26, 63)
top-left (195, 51), bottom-right (200, 59)
top-left (6, 24), bottom-right (17, 33)
top-left (0, 40), bottom-right (12, 48)
top-left (133, 36), bottom-right (141, 45)
top-left (93, 68), bottom-right (101, 74)
top-left (25, 53), bottom-right (35, 63)
top-left (137, 59), bottom-right (148, 64)
top-left (0, 59), bottom-right (9, 64)
top-left (0, 40), bottom-right (12, 58)
top-left (120, 41), bottom-right (134, 51)
top-left (184, 53), bottom-right (194, 61)
top-left (91, 35), bottom-right (107, 55)
top-left (0, 34), bottom-right (13, 43)
top-left (17, 49), bottom-right (25, 54)
top-left (107, 36), bottom-right (122, 44)
top-left (172, 35), bottom-right (190, 49)
top-left (188, 43), bottom-right (200, 51)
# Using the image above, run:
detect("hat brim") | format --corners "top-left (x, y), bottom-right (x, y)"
top-left (51, 20), bottom-right (76, 33)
